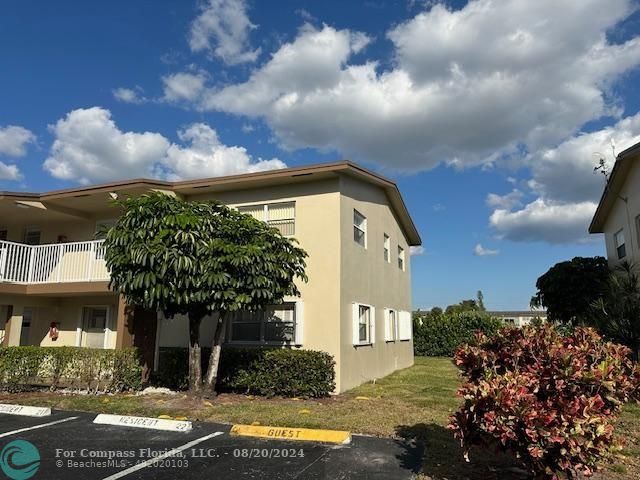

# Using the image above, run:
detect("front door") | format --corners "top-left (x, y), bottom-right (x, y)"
top-left (19, 308), bottom-right (33, 346)
top-left (81, 306), bottom-right (109, 348)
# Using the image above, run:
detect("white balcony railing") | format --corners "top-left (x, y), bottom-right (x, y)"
top-left (0, 239), bottom-right (109, 284)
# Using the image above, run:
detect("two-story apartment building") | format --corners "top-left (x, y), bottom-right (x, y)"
top-left (590, 141), bottom-right (640, 267)
top-left (0, 161), bottom-right (421, 392)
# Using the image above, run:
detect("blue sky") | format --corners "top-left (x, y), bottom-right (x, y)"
top-left (2, 0), bottom-right (640, 310)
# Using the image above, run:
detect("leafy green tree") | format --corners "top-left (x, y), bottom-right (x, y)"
top-left (103, 193), bottom-right (308, 394)
top-left (445, 299), bottom-right (481, 315)
top-left (530, 256), bottom-right (609, 324)
top-left (590, 262), bottom-right (640, 360)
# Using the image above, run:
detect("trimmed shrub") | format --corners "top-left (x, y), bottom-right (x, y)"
top-left (0, 346), bottom-right (143, 393)
top-left (154, 347), bottom-right (335, 398)
top-left (448, 325), bottom-right (640, 479)
top-left (413, 311), bottom-right (502, 356)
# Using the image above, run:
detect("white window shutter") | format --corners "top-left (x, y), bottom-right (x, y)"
top-left (294, 300), bottom-right (304, 346)
top-left (384, 309), bottom-right (392, 341)
top-left (370, 306), bottom-right (376, 344)
top-left (399, 311), bottom-right (412, 341)
top-left (352, 303), bottom-right (360, 345)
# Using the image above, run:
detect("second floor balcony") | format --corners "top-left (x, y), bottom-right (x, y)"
top-left (0, 239), bottom-right (109, 285)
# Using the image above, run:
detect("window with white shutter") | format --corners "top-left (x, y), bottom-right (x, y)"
top-left (352, 303), bottom-right (375, 345)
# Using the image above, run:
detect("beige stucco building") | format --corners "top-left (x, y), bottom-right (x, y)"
top-left (0, 162), bottom-right (421, 392)
top-left (590, 142), bottom-right (640, 267)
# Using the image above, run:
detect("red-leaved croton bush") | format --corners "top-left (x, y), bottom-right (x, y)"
top-left (448, 325), bottom-right (639, 479)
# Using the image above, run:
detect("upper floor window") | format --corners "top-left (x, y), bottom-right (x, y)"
top-left (238, 202), bottom-right (295, 236)
top-left (383, 234), bottom-right (390, 262)
top-left (24, 227), bottom-right (40, 245)
top-left (614, 229), bottom-right (626, 259)
top-left (353, 210), bottom-right (366, 247)
top-left (398, 245), bottom-right (405, 271)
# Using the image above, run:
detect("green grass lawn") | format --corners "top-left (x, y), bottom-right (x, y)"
top-left (1, 356), bottom-right (638, 479)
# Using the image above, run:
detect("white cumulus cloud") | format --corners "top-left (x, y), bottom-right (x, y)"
top-left (190, 1), bottom-right (640, 172)
top-left (162, 72), bottom-right (208, 102)
top-left (189, 0), bottom-right (261, 65)
top-left (489, 114), bottom-right (640, 243)
top-left (43, 107), bottom-right (284, 184)
top-left (0, 125), bottom-right (36, 157)
top-left (112, 87), bottom-right (147, 104)
top-left (158, 123), bottom-right (285, 180)
top-left (0, 125), bottom-right (36, 181)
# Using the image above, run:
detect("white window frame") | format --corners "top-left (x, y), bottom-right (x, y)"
top-left (384, 308), bottom-right (398, 342)
top-left (76, 305), bottom-right (112, 349)
top-left (352, 302), bottom-right (375, 346)
top-left (237, 202), bottom-right (296, 237)
top-left (398, 245), bottom-right (405, 271)
top-left (226, 301), bottom-right (303, 346)
top-left (353, 210), bottom-right (367, 248)
top-left (614, 229), bottom-right (626, 259)
top-left (383, 234), bottom-right (390, 263)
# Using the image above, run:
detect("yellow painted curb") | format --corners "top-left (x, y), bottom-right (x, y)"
top-left (230, 424), bottom-right (351, 445)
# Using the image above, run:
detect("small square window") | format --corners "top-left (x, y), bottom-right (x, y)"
top-left (398, 246), bottom-right (405, 271)
top-left (614, 229), bottom-right (626, 260)
top-left (353, 210), bottom-right (367, 247)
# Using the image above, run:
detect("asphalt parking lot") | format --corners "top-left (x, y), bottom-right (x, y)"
top-left (0, 410), bottom-right (422, 479)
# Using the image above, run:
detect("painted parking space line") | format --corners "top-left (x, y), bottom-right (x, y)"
top-left (0, 416), bottom-right (80, 438)
top-left (101, 431), bottom-right (224, 480)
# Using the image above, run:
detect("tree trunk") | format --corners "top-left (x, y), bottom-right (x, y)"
top-left (204, 314), bottom-right (227, 394)
top-left (188, 312), bottom-right (203, 394)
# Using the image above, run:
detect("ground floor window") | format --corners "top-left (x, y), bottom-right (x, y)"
top-left (352, 303), bottom-right (375, 345)
top-left (80, 306), bottom-right (109, 348)
top-left (228, 302), bottom-right (298, 344)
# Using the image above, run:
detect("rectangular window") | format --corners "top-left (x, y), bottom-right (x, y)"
top-left (353, 210), bottom-right (366, 247)
top-left (229, 302), bottom-right (296, 344)
top-left (358, 305), bottom-right (371, 343)
top-left (81, 306), bottom-right (109, 349)
top-left (614, 229), bottom-right (626, 259)
top-left (383, 234), bottom-right (390, 262)
top-left (24, 227), bottom-right (41, 245)
top-left (398, 246), bottom-right (405, 271)
top-left (352, 302), bottom-right (375, 345)
top-left (0, 227), bottom-right (7, 241)
top-left (385, 308), bottom-right (397, 341)
top-left (238, 202), bottom-right (295, 236)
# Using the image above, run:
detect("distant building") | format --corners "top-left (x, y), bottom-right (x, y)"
top-left (487, 310), bottom-right (547, 327)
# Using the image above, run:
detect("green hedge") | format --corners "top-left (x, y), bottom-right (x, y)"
top-left (154, 347), bottom-right (336, 398)
top-left (413, 311), bottom-right (502, 356)
top-left (0, 346), bottom-right (143, 393)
